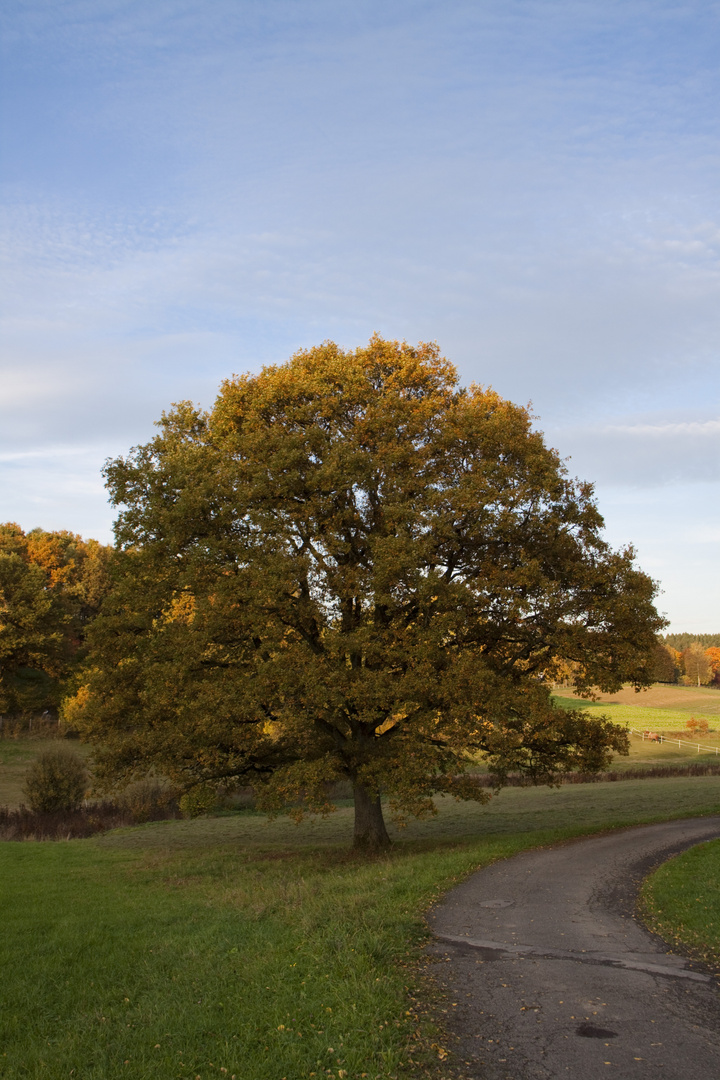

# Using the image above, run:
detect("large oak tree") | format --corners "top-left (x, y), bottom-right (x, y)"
top-left (70, 337), bottom-right (664, 848)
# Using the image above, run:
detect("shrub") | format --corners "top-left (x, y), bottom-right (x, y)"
top-left (179, 784), bottom-right (219, 818)
top-left (685, 717), bottom-right (710, 735)
top-left (119, 779), bottom-right (178, 823)
top-left (23, 747), bottom-right (88, 813)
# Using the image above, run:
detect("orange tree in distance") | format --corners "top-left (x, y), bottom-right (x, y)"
top-left (705, 647), bottom-right (720, 687)
top-left (68, 337), bottom-right (665, 850)
top-left (0, 524), bottom-right (112, 716)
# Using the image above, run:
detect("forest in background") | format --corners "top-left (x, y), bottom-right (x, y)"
top-left (661, 633), bottom-right (720, 650)
top-left (652, 638), bottom-right (720, 687)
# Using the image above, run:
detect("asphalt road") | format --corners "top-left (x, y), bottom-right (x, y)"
top-left (427, 817), bottom-right (720, 1079)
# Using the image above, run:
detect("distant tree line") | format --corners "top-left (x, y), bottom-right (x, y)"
top-left (651, 639), bottom-right (720, 687)
top-left (661, 632), bottom-right (720, 651)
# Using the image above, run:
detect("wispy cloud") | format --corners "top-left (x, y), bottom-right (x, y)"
top-left (2, 0), bottom-right (720, 625)
top-left (551, 414), bottom-right (720, 487)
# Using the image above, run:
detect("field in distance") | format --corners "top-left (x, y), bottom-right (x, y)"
top-left (3, 683), bottom-right (720, 812)
top-left (557, 682), bottom-right (720, 716)
top-left (554, 683), bottom-right (720, 765)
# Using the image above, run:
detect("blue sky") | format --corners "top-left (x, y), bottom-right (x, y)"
top-left (1, 0), bottom-right (719, 630)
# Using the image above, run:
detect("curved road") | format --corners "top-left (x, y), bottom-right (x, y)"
top-left (427, 817), bottom-right (720, 1079)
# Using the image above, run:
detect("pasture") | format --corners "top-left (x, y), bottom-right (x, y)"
top-left (3, 684), bottom-right (720, 814)
top-left (2, 685), bottom-right (720, 1078)
top-left (3, 776), bottom-right (720, 1080)
top-left (566, 683), bottom-right (720, 715)
top-left (553, 684), bottom-right (720, 762)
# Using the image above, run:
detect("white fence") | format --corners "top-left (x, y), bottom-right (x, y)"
top-left (630, 727), bottom-right (720, 755)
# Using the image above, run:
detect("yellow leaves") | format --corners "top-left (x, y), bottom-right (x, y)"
top-left (160, 591), bottom-right (197, 626)
top-left (59, 683), bottom-right (91, 729)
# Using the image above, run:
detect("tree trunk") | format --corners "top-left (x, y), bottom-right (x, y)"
top-left (353, 781), bottom-right (391, 851)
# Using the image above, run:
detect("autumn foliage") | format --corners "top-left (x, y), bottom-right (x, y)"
top-left (68, 337), bottom-right (665, 848)
top-left (0, 524), bottom-right (113, 715)
top-left (651, 640), bottom-right (720, 687)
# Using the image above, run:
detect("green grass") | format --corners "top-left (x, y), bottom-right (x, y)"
top-left (553, 693), bottom-right (719, 729)
top-left (553, 683), bottom-right (720, 717)
top-left (552, 694), bottom-right (720, 763)
top-left (641, 837), bottom-right (720, 973)
top-left (585, 703), bottom-right (720, 732)
top-left (3, 777), bottom-right (720, 1080)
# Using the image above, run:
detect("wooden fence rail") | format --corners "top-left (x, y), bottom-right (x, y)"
top-left (630, 727), bottom-right (720, 754)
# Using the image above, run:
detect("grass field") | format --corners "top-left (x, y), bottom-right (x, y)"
top-left (553, 685), bottom-right (720, 763)
top-left (3, 776), bottom-right (720, 1080)
top-left (4, 686), bottom-right (720, 814)
top-left (555, 683), bottom-right (720, 728)
top-left (2, 686), bottom-right (719, 1079)
top-left (641, 837), bottom-right (720, 973)
top-left (559, 683), bottom-right (720, 715)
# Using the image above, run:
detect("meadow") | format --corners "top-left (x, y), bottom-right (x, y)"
top-left (556, 682), bottom-right (720, 724)
top-left (3, 684), bottom-right (720, 816)
top-left (553, 684), bottom-right (720, 761)
top-left (2, 685), bottom-right (720, 1079)
top-left (3, 776), bottom-right (720, 1080)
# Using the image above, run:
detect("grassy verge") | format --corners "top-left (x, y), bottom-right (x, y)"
top-left (641, 837), bottom-right (720, 974)
top-left (2, 777), bottom-right (720, 1080)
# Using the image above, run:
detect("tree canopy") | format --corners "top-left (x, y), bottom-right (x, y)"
top-left (69, 337), bottom-right (665, 848)
top-left (0, 524), bottom-right (113, 715)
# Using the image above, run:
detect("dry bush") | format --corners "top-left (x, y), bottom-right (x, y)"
top-left (0, 801), bottom-right (126, 840)
top-left (119, 779), bottom-right (178, 823)
top-left (23, 746), bottom-right (88, 813)
top-left (0, 790), bottom-right (181, 842)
